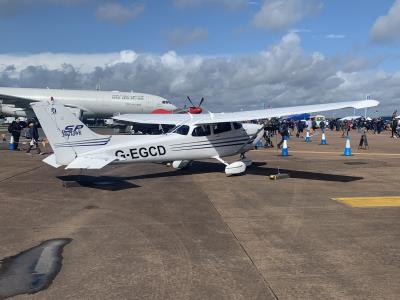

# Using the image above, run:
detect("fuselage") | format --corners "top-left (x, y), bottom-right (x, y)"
top-left (0, 87), bottom-right (177, 118)
top-left (78, 122), bottom-right (264, 163)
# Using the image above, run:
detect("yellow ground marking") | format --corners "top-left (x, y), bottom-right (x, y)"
top-left (332, 197), bottom-right (400, 207)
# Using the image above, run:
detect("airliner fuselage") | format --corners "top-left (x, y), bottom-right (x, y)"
top-left (0, 87), bottom-right (176, 118)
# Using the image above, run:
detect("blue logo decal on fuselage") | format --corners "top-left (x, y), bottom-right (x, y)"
top-left (62, 125), bottom-right (84, 138)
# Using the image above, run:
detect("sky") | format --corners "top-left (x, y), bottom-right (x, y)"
top-left (0, 0), bottom-right (400, 115)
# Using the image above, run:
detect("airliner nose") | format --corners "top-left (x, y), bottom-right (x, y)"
top-left (159, 98), bottom-right (177, 111)
top-left (167, 103), bottom-right (177, 110)
top-left (152, 99), bottom-right (177, 114)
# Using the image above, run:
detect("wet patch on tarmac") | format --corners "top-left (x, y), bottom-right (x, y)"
top-left (0, 238), bottom-right (71, 299)
top-left (250, 167), bottom-right (364, 182)
top-left (58, 175), bottom-right (140, 191)
top-left (84, 205), bottom-right (99, 210)
top-left (344, 161), bottom-right (368, 165)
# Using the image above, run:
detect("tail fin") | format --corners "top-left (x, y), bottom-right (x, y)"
top-left (31, 100), bottom-right (110, 165)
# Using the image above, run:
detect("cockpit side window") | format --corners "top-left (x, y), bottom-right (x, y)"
top-left (213, 122), bottom-right (232, 134)
top-left (174, 125), bottom-right (190, 135)
top-left (192, 125), bottom-right (211, 137)
top-left (233, 122), bottom-right (243, 129)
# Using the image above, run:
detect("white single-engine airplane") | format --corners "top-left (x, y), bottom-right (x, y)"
top-left (32, 98), bottom-right (379, 175)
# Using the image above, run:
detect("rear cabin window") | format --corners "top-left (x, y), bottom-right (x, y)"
top-left (192, 125), bottom-right (211, 137)
top-left (233, 122), bottom-right (242, 129)
top-left (213, 122), bottom-right (232, 134)
top-left (175, 125), bottom-right (190, 135)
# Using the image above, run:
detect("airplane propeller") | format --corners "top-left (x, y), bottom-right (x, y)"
top-left (186, 96), bottom-right (204, 114)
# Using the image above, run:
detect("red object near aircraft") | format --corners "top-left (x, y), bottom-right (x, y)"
top-left (152, 96), bottom-right (205, 115)
top-left (188, 106), bottom-right (203, 114)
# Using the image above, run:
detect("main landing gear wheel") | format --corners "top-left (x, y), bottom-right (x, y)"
top-left (172, 160), bottom-right (192, 170)
top-left (240, 153), bottom-right (252, 167)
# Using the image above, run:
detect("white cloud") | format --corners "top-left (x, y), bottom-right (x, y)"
top-left (370, 0), bottom-right (400, 44)
top-left (252, 0), bottom-right (322, 31)
top-left (0, 50), bottom-right (139, 73)
top-left (325, 34), bottom-right (346, 39)
top-left (168, 28), bottom-right (209, 47)
top-left (0, 33), bottom-right (397, 114)
top-left (289, 28), bottom-right (310, 34)
top-left (95, 2), bottom-right (144, 24)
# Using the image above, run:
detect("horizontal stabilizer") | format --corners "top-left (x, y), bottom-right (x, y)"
top-left (65, 156), bottom-right (117, 170)
top-left (43, 154), bottom-right (62, 168)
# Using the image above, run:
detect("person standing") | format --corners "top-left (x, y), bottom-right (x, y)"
top-left (9, 118), bottom-right (24, 150)
top-left (26, 121), bottom-right (41, 154)
top-left (341, 120), bottom-right (347, 137)
top-left (391, 110), bottom-right (398, 138)
top-left (296, 120), bottom-right (305, 138)
top-left (358, 126), bottom-right (369, 150)
top-left (277, 121), bottom-right (289, 149)
top-left (319, 119), bottom-right (326, 133)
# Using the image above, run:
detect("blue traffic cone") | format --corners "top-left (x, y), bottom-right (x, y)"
top-left (320, 132), bottom-right (327, 145)
top-left (305, 129), bottom-right (310, 143)
top-left (8, 136), bottom-right (15, 150)
top-left (344, 138), bottom-right (351, 156)
top-left (281, 139), bottom-right (288, 156)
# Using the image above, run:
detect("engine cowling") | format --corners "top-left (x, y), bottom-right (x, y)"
top-left (0, 104), bottom-right (27, 117)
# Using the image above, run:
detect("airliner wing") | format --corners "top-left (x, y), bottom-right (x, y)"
top-left (0, 92), bottom-right (86, 111)
top-left (0, 93), bottom-right (40, 108)
top-left (114, 99), bottom-right (379, 125)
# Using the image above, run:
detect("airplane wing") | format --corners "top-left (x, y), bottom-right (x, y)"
top-left (113, 99), bottom-right (379, 125)
top-left (113, 113), bottom-right (192, 125)
top-left (65, 156), bottom-right (118, 169)
top-left (0, 93), bottom-right (40, 109)
top-left (0, 92), bottom-right (87, 113)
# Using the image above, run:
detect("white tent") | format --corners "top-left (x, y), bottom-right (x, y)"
top-left (339, 115), bottom-right (362, 121)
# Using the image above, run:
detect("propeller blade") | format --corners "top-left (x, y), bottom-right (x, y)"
top-left (199, 97), bottom-right (204, 107)
top-left (186, 96), bottom-right (195, 107)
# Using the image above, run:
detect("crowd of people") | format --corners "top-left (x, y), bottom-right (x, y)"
top-left (6, 119), bottom-right (43, 154)
top-left (261, 112), bottom-right (400, 149)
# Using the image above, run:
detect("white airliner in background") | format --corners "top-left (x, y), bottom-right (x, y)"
top-left (0, 87), bottom-right (177, 118)
top-left (32, 98), bottom-right (378, 176)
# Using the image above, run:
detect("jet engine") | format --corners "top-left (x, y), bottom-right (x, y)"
top-left (0, 104), bottom-right (27, 117)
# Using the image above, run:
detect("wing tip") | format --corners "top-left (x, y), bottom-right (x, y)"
top-left (356, 99), bottom-right (379, 108)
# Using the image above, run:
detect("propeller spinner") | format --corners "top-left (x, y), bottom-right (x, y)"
top-left (187, 96), bottom-right (204, 114)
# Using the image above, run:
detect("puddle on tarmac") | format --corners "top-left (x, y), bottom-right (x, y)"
top-left (0, 238), bottom-right (71, 299)
top-left (344, 161), bottom-right (368, 165)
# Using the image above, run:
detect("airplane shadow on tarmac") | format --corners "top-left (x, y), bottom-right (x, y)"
top-left (57, 161), bottom-right (363, 191)
top-left (57, 175), bottom-right (141, 191)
